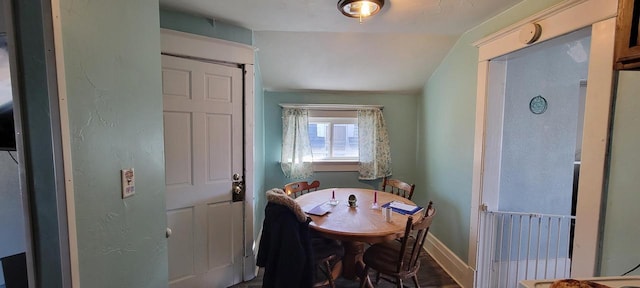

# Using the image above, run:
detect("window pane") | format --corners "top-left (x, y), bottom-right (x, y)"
top-left (332, 124), bottom-right (358, 158)
top-left (309, 116), bottom-right (358, 161)
top-left (309, 122), bottom-right (329, 159)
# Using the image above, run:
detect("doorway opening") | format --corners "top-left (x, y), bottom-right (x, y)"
top-left (476, 27), bottom-right (591, 287)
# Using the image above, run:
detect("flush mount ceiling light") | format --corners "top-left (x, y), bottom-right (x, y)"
top-left (338, 0), bottom-right (385, 23)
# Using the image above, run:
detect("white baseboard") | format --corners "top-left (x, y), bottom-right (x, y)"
top-left (424, 233), bottom-right (475, 288)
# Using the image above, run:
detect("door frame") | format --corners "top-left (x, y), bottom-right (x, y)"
top-left (160, 28), bottom-right (257, 280)
top-left (469, 0), bottom-right (617, 281)
top-left (9, 0), bottom-right (76, 286)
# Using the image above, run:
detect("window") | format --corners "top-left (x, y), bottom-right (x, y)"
top-left (308, 112), bottom-right (358, 161)
top-left (280, 104), bottom-right (391, 176)
top-left (308, 110), bottom-right (359, 171)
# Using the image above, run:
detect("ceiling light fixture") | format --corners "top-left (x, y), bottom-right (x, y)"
top-left (338, 0), bottom-right (385, 23)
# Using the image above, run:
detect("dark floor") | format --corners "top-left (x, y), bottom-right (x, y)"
top-left (231, 252), bottom-right (460, 288)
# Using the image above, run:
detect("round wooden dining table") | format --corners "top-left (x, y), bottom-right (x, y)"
top-left (295, 188), bottom-right (419, 280)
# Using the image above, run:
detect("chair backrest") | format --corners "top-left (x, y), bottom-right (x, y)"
top-left (396, 201), bottom-right (436, 273)
top-left (284, 180), bottom-right (320, 198)
top-left (381, 177), bottom-right (415, 200)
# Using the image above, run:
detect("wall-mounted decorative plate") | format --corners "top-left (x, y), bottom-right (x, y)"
top-left (529, 95), bottom-right (547, 114)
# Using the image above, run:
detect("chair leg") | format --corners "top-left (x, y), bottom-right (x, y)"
top-left (324, 260), bottom-right (335, 288)
top-left (412, 275), bottom-right (420, 288)
top-left (375, 271), bottom-right (381, 284)
top-left (359, 266), bottom-right (370, 288)
top-left (396, 277), bottom-right (403, 288)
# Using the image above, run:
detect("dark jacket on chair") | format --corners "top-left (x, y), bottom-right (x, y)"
top-left (257, 188), bottom-right (314, 288)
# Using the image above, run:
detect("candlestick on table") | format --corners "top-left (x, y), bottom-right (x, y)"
top-left (329, 190), bottom-right (338, 205)
top-left (371, 191), bottom-right (379, 209)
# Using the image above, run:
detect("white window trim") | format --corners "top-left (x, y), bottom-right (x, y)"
top-left (279, 103), bottom-right (383, 110)
top-left (312, 161), bottom-right (359, 172)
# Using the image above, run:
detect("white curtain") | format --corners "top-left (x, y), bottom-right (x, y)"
top-left (281, 108), bottom-right (314, 179)
top-left (358, 108), bottom-right (392, 180)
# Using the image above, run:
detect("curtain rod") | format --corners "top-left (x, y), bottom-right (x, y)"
top-left (278, 104), bottom-right (384, 110)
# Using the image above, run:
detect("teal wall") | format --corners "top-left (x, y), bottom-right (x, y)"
top-left (60, 0), bottom-right (168, 287)
top-left (599, 71), bottom-right (640, 276)
top-left (418, 0), bottom-right (564, 263)
top-left (263, 91), bottom-right (419, 203)
top-left (159, 8), bottom-right (252, 45)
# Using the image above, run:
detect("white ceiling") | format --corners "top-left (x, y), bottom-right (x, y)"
top-left (160, 0), bottom-right (524, 93)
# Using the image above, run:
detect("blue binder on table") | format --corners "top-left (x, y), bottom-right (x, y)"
top-left (381, 201), bottom-right (423, 215)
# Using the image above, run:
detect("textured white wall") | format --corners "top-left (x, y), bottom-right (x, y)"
top-left (498, 29), bottom-right (590, 215)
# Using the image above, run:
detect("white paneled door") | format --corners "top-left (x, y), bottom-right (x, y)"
top-left (162, 54), bottom-right (244, 288)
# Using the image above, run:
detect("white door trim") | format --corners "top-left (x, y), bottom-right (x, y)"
top-left (572, 17), bottom-right (616, 277)
top-left (469, 0), bottom-right (617, 281)
top-left (160, 29), bottom-right (257, 281)
top-left (160, 28), bottom-right (255, 65)
top-left (50, 0), bottom-right (80, 286)
top-left (243, 64), bottom-right (257, 278)
top-left (473, 0), bottom-right (617, 61)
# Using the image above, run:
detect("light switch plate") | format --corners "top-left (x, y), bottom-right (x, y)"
top-left (121, 168), bottom-right (135, 198)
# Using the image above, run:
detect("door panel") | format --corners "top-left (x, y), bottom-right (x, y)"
top-left (164, 112), bottom-right (193, 187)
top-left (162, 54), bottom-right (244, 288)
top-left (162, 69), bottom-right (191, 99)
top-left (167, 208), bottom-right (195, 280)
top-left (206, 114), bottom-right (232, 182)
top-left (205, 74), bottom-right (232, 102)
top-left (208, 202), bottom-right (233, 268)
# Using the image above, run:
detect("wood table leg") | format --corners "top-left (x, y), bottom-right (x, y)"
top-left (341, 240), bottom-right (365, 280)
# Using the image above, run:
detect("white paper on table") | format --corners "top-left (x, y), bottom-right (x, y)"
top-left (389, 201), bottom-right (418, 211)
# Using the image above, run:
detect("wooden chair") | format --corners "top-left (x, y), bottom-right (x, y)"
top-left (312, 238), bottom-right (344, 288)
top-left (284, 180), bottom-right (320, 198)
top-left (359, 202), bottom-right (436, 288)
top-left (381, 176), bottom-right (416, 200)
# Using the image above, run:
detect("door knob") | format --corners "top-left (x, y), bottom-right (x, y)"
top-left (233, 185), bottom-right (242, 195)
top-left (166, 227), bottom-right (172, 238)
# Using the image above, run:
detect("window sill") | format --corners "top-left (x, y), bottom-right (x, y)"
top-left (312, 161), bottom-right (359, 172)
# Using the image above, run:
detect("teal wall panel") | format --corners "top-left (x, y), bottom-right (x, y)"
top-left (159, 8), bottom-right (252, 45)
top-left (59, 0), bottom-right (168, 287)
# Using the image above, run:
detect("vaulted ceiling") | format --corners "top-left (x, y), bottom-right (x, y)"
top-left (159, 0), bottom-right (523, 93)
